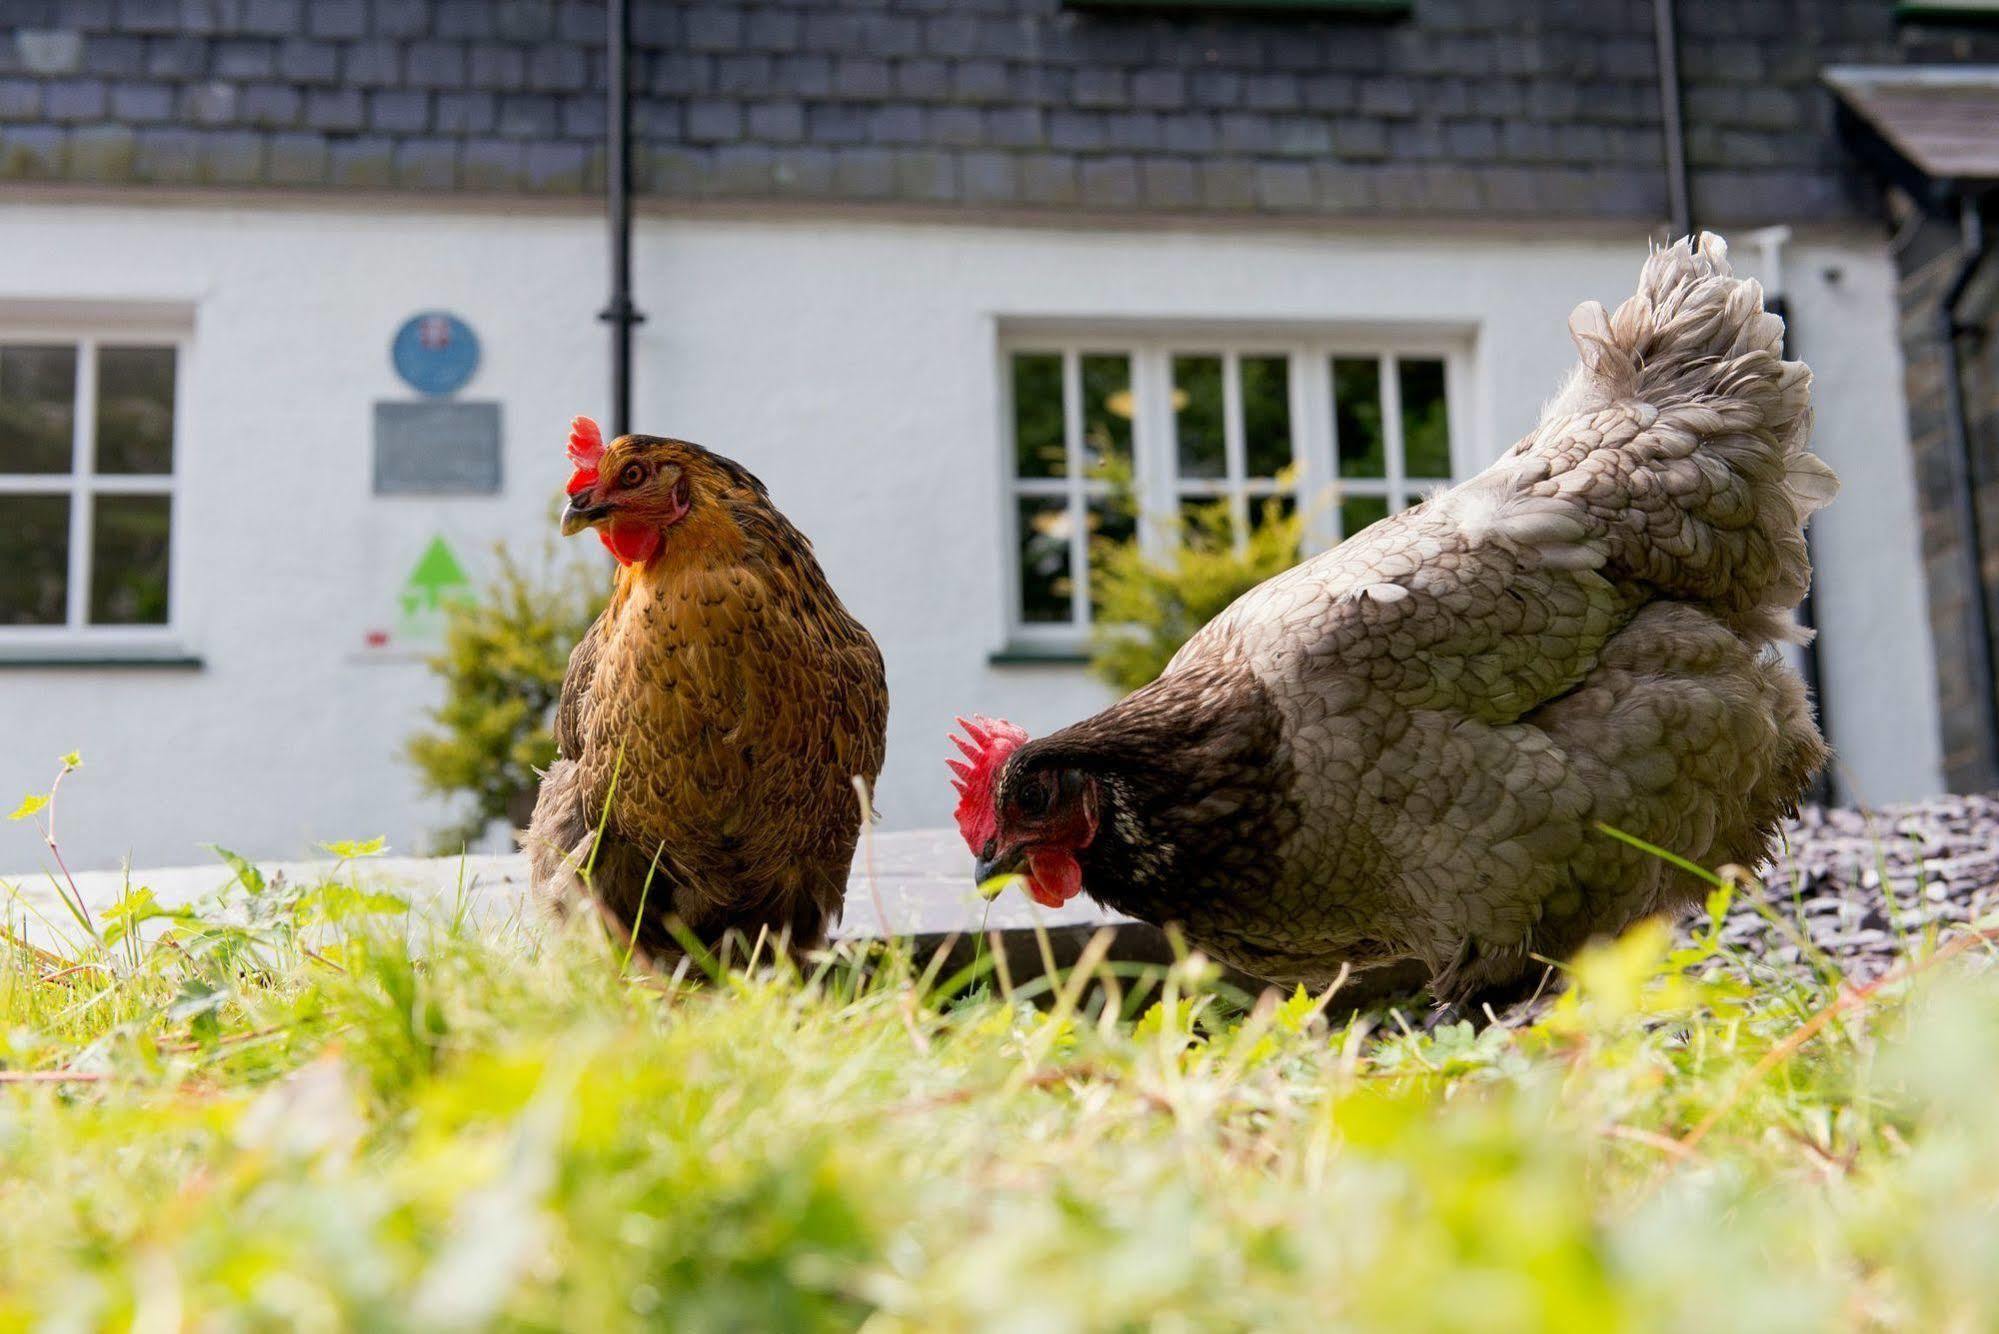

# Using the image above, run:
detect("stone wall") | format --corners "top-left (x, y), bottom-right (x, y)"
top-left (1898, 211), bottom-right (1999, 791)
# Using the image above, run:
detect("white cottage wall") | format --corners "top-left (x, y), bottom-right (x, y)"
top-left (0, 199), bottom-right (1941, 872)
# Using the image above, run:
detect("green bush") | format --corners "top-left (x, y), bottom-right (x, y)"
top-left (1087, 490), bottom-right (1309, 694)
top-left (406, 540), bottom-right (605, 850)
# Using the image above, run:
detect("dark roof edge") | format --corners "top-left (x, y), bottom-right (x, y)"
top-left (0, 180), bottom-right (1896, 246)
top-left (1824, 64), bottom-right (1999, 200)
top-left (1824, 63), bottom-right (1999, 89)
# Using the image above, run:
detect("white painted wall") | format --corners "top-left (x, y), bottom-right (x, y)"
top-left (0, 199), bottom-right (1943, 873)
top-left (1751, 238), bottom-right (1945, 806)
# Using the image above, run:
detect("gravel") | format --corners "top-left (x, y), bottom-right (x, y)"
top-left (1714, 794), bottom-right (1999, 984)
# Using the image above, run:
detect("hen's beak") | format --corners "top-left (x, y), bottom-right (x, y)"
top-left (973, 843), bottom-right (1025, 887)
top-left (561, 493), bottom-right (611, 536)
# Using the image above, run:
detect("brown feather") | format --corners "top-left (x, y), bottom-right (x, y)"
top-left (526, 436), bottom-right (888, 963)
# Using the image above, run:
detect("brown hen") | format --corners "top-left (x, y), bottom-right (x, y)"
top-left (527, 418), bottom-right (887, 961)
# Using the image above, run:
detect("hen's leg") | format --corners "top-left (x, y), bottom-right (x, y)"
top-left (526, 766), bottom-right (844, 972)
top-left (577, 843), bottom-right (840, 971)
top-left (523, 760), bottom-right (688, 960)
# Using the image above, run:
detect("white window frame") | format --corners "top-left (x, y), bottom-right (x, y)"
top-left (0, 311), bottom-right (192, 659)
top-left (997, 325), bottom-right (1472, 648)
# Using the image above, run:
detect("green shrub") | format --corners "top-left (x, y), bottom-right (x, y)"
top-left (1087, 490), bottom-right (1308, 694)
top-left (406, 540), bottom-right (605, 850)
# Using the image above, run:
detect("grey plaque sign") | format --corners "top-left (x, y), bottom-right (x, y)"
top-left (373, 401), bottom-right (503, 495)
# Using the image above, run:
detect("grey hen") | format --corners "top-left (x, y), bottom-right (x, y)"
top-left (950, 234), bottom-right (1837, 1014)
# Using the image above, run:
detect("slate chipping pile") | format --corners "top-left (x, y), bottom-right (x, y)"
top-left (1718, 794), bottom-right (1999, 983)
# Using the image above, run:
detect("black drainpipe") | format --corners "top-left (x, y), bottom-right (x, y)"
top-left (599, 0), bottom-right (645, 437)
top-left (1748, 229), bottom-right (1834, 801)
top-left (1937, 195), bottom-right (1998, 784)
top-left (1764, 283), bottom-right (1835, 804)
top-left (1651, 0), bottom-right (1692, 240)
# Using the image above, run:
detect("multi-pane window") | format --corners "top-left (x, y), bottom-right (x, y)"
top-left (1009, 351), bottom-right (1137, 626)
top-left (1003, 337), bottom-right (1460, 637)
top-left (1331, 354), bottom-right (1455, 537)
top-left (0, 339), bottom-right (179, 636)
top-left (1169, 351), bottom-right (1299, 541)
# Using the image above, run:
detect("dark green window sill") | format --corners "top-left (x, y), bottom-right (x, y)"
top-left (989, 643), bottom-right (1093, 667)
top-left (1896, 1), bottom-right (1999, 20)
top-left (0, 652), bottom-right (204, 670)
top-left (1066, 0), bottom-right (1408, 12)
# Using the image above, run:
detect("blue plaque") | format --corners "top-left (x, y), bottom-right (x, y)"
top-left (391, 311), bottom-right (480, 397)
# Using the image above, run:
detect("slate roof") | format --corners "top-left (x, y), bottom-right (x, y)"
top-left (1825, 65), bottom-right (1999, 188)
top-left (3, 0), bottom-right (1998, 222)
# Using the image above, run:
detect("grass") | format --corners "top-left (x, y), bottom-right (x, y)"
top-left (5, 834), bottom-right (1999, 1331)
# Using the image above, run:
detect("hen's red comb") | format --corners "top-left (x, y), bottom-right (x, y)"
top-left (948, 715), bottom-right (1028, 853)
top-left (566, 415), bottom-right (604, 496)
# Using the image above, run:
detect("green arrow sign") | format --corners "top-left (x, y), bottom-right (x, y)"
top-left (397, 535), bottom-right (475, 630)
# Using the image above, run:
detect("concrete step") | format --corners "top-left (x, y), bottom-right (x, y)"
top-left (1, 830), bottom-right (1425, 1010)
top-left (3, 829), bottom-right (1123, 942)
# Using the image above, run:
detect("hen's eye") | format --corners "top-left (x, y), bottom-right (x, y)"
top-left (1015, 773), bottom-right (1056, 818)
top-left (619, 463), bottom-right (646, 488)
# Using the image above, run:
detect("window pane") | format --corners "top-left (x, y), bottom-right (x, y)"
top-left (1172, 354), bottom-right (1225, 480)
top-left (1399, 358), bottom-right (1450, 479)
top-left (1017, 496), bottom-right (1073, 624)
top-left (0, 344), bottom-right (77, 474)
top-left (1087, 495), bottom-right (1136, 549)
top-left (1085, 496), bottom-right (1135, 617)
top-left (1333, 357), bottom-right (1385, 480)
top-left (96, 346), bottom-right (177, 475)
top-left (1340, 494), bottom-right (1390, 540)
top-left (1240, 356), bottom-right (1292, 478)
top-left (1011, 353), bottom-right (1065, 481)
top-left (0, 494), bottom-right (70, 624)
top-left (1252, 491), bottom-right (1297, 532)
top-left (90, 493), bottom-right (172, 625)
top-left (1080, 354), bottom-right (1132, 476)
top-left (1177, 491), bottom-right (1233, 548)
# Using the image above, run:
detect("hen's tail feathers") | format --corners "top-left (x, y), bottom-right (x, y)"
top-left (1496, 232), bottom-right (1839, 643)
top-left (522, 756), bottom-right (595, 912)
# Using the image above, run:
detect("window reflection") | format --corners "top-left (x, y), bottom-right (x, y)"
top-left (1240, 355), bottom-right (1292, 478)
top-left (1016, 495), bottom-right (1073, 624)
top-left (0, 345), bottom-right (78, 475)
top-left (0, 494), bottom-right (71, 624)
top-left (1172, 355), bottom-right (1225, 480)
top-left (1011, 353), bottom-right (1064, 481)
top-left (1333, 357), bottom-right (1385, 480)
top-left (90, 494), bottom-right (172, 625)
top-left (1399, 358), bottom-right (1450, 480)
top-left (96, 346), bottom-right (177, 475)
